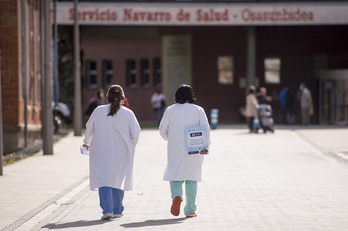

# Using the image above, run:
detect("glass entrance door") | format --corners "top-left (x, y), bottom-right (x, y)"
top-left (321, 80), bottom-right (335, 124)
top-left (335, 79), bottom-right (348, 124)
top-left (319, 71), bottom-right (348, 125)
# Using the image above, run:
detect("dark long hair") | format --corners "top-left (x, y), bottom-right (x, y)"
top-left (174, 84), bottom-right (197, 104)
top-left (106, 85), bottom-right (125, 116)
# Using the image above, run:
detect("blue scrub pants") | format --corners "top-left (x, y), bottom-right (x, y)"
top-left (170, 180), bottom-right (197, 215)
top-left (98, 186), bottom-right (124, 215)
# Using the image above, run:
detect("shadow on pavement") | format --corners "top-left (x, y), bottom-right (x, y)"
top-left (120, 217), bottom-right (187, 228)
top-left (42, 219), bottom-right (112, 229)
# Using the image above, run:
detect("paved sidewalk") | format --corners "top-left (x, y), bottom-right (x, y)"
top-left (292, 125), bottom-right (348, 163)
top-left (0, 133), bottom-right (89, 231)
top-left (1, 126), bottom-right (348, 231)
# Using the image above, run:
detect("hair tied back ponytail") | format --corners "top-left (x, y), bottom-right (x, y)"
top-left (106, 85), bottom-right (125, 116)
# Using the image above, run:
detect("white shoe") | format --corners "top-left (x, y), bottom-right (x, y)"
top-left (101, 212), bottom-right (113, 220)
top-left (113, 214), bottom-right (124, 218)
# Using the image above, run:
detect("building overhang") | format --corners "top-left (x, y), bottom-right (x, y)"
top-left (57, 2), bottom-right (348, 26)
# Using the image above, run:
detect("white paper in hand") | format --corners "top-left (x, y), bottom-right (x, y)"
top-left (80, 145), bottom-right (89, 155)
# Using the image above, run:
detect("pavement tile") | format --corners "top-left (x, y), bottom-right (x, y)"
top-left (39, 128), bottom-right (348, 230)
top-left (1, 126), bottom-right (348, 231)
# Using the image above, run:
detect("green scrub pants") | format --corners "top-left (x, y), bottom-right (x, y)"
top-left (170, 180), bottom-right (197, 215)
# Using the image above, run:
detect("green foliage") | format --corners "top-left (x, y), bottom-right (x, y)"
top-left (58, 27), bottom-right (74, 122)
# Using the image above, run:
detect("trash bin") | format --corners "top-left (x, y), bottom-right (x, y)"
top-left (210, 109), bottom-right (219, 129)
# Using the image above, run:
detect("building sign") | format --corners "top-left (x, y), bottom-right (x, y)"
top-left (57, 2), bottom-right (348, 26)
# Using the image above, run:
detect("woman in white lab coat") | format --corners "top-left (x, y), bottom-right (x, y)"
top-left (83, 85), bottom-right (141, 220)
top-left (159, 84), bottom-right (211, 218)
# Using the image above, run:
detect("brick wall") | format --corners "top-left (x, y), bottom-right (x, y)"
top-left (1, 0), bottom-right (42, 126)
top-left (80, 28), bottom-right (162, 123)
top-left (0, 0), bottom-right (20, 125)
top-left (0, 0), bottom-right (43, 153)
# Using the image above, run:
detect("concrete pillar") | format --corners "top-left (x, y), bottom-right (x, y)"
top-left (43, 0), bottom-right (54, 154)
top-left (73, 0), bottom-right (82, 136)
top-left (246, 26), bottom-right (256, 87)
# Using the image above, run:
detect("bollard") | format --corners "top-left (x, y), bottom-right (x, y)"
top-left (253, 116), bottom-right (259, 133)
top-left (210, 109), bottom-right (219, 129)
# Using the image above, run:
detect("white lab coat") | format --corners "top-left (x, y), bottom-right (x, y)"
top-left (159, 103), bottom-right (211, 182)
top-left (83, 104), bottom-right (141, 191)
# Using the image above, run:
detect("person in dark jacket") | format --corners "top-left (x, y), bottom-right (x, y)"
top-left (285, 88), bottom-right (296, 125)
top-left (85, 89), bottom-right (105, 118)
top-left (257, 87), bottom-right (272, 105)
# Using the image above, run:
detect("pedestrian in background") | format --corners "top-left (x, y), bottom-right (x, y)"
top-left (285, 88), bottom-right (296, 125)
top-left (151, 89), bottom-right (166, 125)
top-left (279, 87), bottom-right (287, 124)
top-left (159, 84), bottom-right (211, 218)
top-left (298, 82), bottom-right (313, 125)
top-left (85, 88), bottom-right (106, 118)
top-left (123, 97), bottom-right (131, 109)
top-left (82, 85), bottom-right (141, 220)
top-left (257, 87), bottom-right (272, 105)
top-left (245, 85), bottom-right (259, 133)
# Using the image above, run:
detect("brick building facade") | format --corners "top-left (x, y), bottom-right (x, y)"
top-left (1, 0), bottom-right (348, 153)
top-left (56, 1), bottom-right (348, 126)
top-left (0, 0), bottom-right (43, 154)
top-left (77, 25), bottom-right (348, 124)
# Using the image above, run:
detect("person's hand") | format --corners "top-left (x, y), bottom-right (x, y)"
top-left (82, 144), bottom-right (89, 151)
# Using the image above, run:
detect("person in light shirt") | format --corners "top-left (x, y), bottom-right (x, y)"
top-left (245, 85), bottom-right (259, 133)
top-left (151, 89), bottom-right (166, 125)
top-left (159, 84), bottom-right (211, 218)
top-left (299, 82), bottom-right (313, 125)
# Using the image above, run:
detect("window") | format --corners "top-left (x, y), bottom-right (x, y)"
top-left (103, 60), bottom-right (113, 88)
top-left (86, 60), bottom-right (97, 89)
top-left (264, 58), bottom-right (281, 84)
top-left (126, 59), bottom-right (137, 87)
top-left (126, 59), bottom-right (136, 88)
top-left (153, 58), bottom-right (161, 87)
top-left (218, 56), bottom-right (233, 84)
top-left (140, 58), bottom-right (150, 87)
